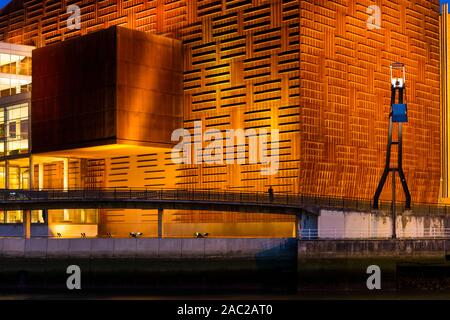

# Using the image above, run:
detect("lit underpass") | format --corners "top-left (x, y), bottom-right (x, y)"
top-left (1, 188), bottom-right (450, 239)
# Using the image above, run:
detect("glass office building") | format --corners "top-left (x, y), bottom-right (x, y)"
top-left (0, 43), bottom-right (31, 97)
top-left (0, 42), bottom-right (32, 224)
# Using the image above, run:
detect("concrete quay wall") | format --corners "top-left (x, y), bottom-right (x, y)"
top-left (1, 238), bottom-right (449, 260)
top-left (298, 239), bottom-right (450, 259)
top-left (1, 238), bottom-right (450, 291)
top-left (0, 238), bottom-right (296, 260)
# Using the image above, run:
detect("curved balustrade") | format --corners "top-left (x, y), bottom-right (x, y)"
top-left (0, 188), bottom-right (447, 215)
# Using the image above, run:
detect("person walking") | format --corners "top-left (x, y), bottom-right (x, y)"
top-left (268, 186), bottom-right (274, 203)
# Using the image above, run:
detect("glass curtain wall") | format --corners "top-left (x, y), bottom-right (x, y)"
top-left (5, 103), bottom-right (29, 156)
top-left (0, 52), bottom-right (32, 97)
top-left (0, 43), bottom-right (33, 225)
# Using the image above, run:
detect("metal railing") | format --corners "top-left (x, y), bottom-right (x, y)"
top-left (0, 188), bottom-right (298, 207)
top-left (300, 228), bottom-right (450, 240)
top-left (0, 187), bottom-right (448, 214)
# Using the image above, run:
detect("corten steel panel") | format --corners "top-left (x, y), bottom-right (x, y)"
top-left (299, 0), bottom-right (440, 203)
top-left (32, 28), bottom-right (117, 152)
top-left (31, 26), bottom-right (183, 153)
top-left (115, 27), bottom-right (183, 147)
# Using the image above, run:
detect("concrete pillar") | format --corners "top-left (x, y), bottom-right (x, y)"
top-left (81, 209), bottom-right (86, 224)
top-left (38, 163), bottom-right (44, 190)
top-left (43, 210), bottom-right (48, 224)
top-left (63, 158), bottom-right (69, 221)
top-left (23, 210), bottom-right (31, 239)
top-left (158, 208), bottom-right (163, 238)
top-left (5, 160), bottom-right (8, 189)
top-left (295, 213), bottom-right (301, 239)
top-left (16, 60), bottom-right (21, 86)
top-left (29, 156), bottom-right (33, 190)
top-left (63, 158), bottom-right (69, 190)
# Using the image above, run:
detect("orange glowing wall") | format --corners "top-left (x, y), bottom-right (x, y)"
top-left (0, 0), bottom-right (301, 196)
top-left (0, 0), bottom-right (441, 203)
top-left (299, 0), bottom-right (440, 202)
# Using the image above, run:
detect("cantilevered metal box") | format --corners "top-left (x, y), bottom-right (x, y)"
top-left (31, 26), bottom-right (183, 153)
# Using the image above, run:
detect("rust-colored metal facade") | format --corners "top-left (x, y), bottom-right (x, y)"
top-left (300, 0), bottom-right (440, 203)
top-left (0, 0), bottom-right (441, 204)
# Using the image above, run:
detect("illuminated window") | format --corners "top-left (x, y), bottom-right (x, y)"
top-left (3, 103), bottom-right (29, 156)
top-left (31, 210), bottom-right (45, 224)
top-left (8, 121), bottom-right (15, 138)
top-left (0, 52), bottom-right (32, 97)
top-left (6, 210), bottom-right (22, 223)
top-left (7, 158), bottom-right (29, 189)
top-left (0, 210), bottom-right (44, 224)
top-left (20, 119), bottom-right (28, 139)
top-left (0, 162), bottom-right (4, 189)
top-left (49, 209), bottom-right (98, 224)
top-left (0, 109), bottom-right (4, 157)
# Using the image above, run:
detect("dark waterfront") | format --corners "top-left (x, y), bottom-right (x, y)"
top-left (2, 291), bottom-right (450, 300)
top-left (2, 256), bottom-right (450, 299)
top-left (2, 239), bottom-right (450, 298)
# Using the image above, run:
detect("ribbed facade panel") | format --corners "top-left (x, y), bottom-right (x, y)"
top-left (300, 0), bottom-right (440, 202)
top-left (0, 0), bottom-right (441, 204)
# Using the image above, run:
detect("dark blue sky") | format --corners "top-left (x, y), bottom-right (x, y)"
top-left (0, 0), bottom-right (10, 9)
